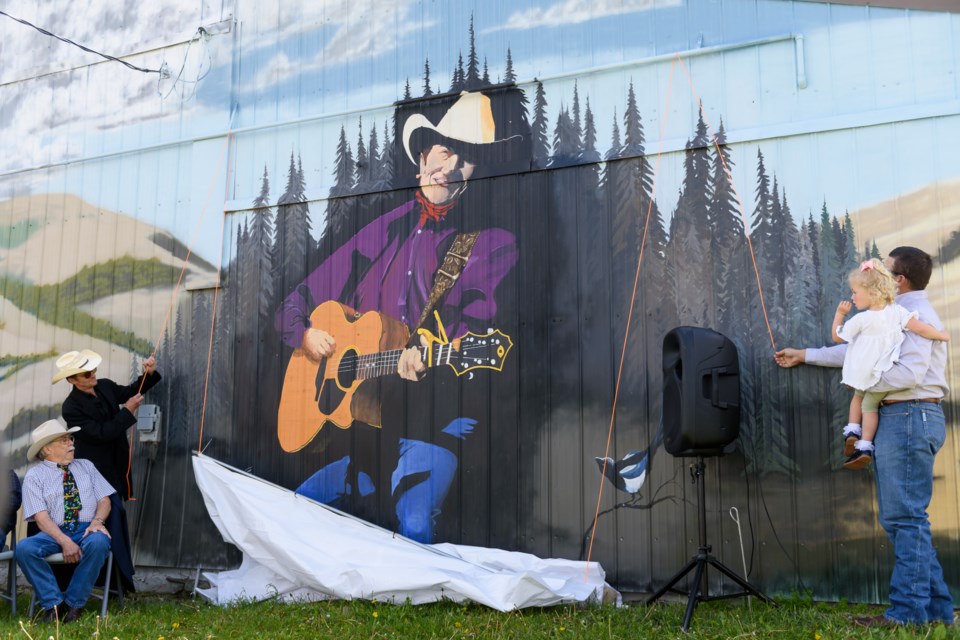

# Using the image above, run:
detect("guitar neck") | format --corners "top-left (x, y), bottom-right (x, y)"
top-left (355, 343), bottom-right (455, 381)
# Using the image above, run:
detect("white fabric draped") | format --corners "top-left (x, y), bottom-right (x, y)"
top-left (192, 455), bottom-right (619, 611)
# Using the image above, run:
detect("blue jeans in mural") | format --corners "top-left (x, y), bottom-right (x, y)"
top-left (296, 419), bottom-right (470, 543)
top-left (391, 438), bottom-right (457, 542)
top-left (874, 401), bottom-right (953, 625)
top-left (295, 455), bottom-right (375, 505)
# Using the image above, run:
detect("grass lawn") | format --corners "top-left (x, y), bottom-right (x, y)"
top-left (0, 593), bottom-right (955, 640)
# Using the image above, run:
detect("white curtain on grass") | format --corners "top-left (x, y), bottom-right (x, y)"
top-left (192, 455), bottom-right (619, 611)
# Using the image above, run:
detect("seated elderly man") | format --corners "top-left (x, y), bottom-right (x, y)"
top-left (17, 419), bottom-right (114, 624)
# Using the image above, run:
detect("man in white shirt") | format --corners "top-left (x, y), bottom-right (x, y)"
top-left (775, 246), bottom-right (953, 627)
top-left (17, 419), bottom-right (115, 624)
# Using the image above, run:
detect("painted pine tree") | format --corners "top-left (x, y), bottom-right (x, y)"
top-left (375, 120), bottom-right (394, 193)
top-left (422, 59), bottom-right (433, 96)
top-left (248, 166), bottom-right (276, 326)
top-left (750, 150), bottom-right (775, 275)
top-left (354, 118), bottom-right (370, 194)
top-left (320, 127), bottom-right (354, 257)
top-left (737, 150), bottom-right (774, 474)
top-left (366, 121), bottom-right (387, 194)
top-left (818, 201), bottom-right (841, 343)
top-left (450, 52), bottom-right (465, 92)
top-left (231, 167), bottom-right (276, 458)
top-left (767, 179), bottom-right (802, 315)
top-left (465, 16), bottom-right (481, 88)
top-left (840, 213), bottom-right (858, 272)
top-left (709, 121), bottom-right (744, 335)
top-left (504, 48), bottom-right (516, 83)
top-left (273, 153), bottom-right (312, 321)
top-left (577, 98), bottom-right (603, 282)
top-left (571, 83), bottom-right (583, 159)
top-left (531, 82), bottom-right (550, 169)
top-left (551, 106), bottom-right (579, 167)
top-left (668, 111), bottom-right (712, 327)
top-left (754, 180), bottom-right (797, 476)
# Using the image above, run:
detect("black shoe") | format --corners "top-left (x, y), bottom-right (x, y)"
top-left (36, 603), bottom-right (62, 623)
top-left (62, 606), bottom-right (84, 624)
top-left (843, 449), bottom-right (873, 470)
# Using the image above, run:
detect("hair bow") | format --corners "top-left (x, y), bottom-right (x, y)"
top-left (859, 260), bottom-right (874, 272)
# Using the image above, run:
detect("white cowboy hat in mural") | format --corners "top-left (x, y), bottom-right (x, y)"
top-left (51, 349), bottom-right (102, 384)
top-left (402, 91), bottom-right (523, 166)
top-left (27, 418), bottom-right (81, 461)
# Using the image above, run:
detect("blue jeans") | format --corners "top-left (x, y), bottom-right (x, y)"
top-left (16, 523), bottom-right (111, 610)
top-left (296, 438), bottom-right (458, 544)
top-left (875, 402), bottom-right (954, 624)
top-left (391, 439), bottom-right (457, 542)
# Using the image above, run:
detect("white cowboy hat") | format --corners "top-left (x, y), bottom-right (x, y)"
top-left (402, 91), bottom-right (523, 166)
top-left (51, 349), bottom-right (102, 384)
top-left (27, 419), bottom-right (80, 462)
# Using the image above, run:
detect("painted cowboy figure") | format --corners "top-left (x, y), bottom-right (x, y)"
top-left (276, 87), bottom-right (531, 542)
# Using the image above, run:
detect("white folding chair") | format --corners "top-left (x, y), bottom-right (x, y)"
top-left (0, 533), bottom-right (17, 616)
top-left (27, 550), bottom-right (121, 619)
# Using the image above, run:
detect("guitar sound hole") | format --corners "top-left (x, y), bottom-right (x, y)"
top-left (338, 349), bottom-right (359, 388)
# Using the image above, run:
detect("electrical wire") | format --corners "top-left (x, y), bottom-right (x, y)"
top-left (0, 10), bottom-right (161, 74)
top-left (158, 29), bottom-right (213, 101)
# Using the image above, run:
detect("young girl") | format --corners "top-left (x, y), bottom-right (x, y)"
top-left (832, 259), bottom-right (949, 470)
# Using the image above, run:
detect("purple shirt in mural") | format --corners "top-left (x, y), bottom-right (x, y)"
top-left (276, 199), bottom-right (518, 347)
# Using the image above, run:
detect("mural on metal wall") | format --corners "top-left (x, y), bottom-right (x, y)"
top-left (1, 0), bottom-right (958, 599)
top-left (273, 85), bottom-right (528, 542)
top-left (210, 18), bottom-right (960, 592)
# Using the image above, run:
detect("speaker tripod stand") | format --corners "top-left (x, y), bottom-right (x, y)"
top-left (647, 457), bottom-right (774, 631)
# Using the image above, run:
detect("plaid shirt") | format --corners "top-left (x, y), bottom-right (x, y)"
top-left (22, 459), bottom-right (115, 526)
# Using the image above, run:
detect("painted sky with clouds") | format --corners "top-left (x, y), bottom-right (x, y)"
top-left (2, 0), bottom-right (959, 260)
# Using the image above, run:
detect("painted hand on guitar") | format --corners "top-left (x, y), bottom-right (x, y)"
top-left (397, 335), bottom-right (429, 381)
top-left (301, 327), bottom-right (337, 362)
top-left (278, 301), bottom-right (513, 452)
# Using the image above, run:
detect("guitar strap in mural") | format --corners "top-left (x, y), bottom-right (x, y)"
top-left (414, 231), bottom-right (480, 334)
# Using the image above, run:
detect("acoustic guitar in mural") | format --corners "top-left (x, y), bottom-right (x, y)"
top-left (277, 301), bottom-right (513, 452)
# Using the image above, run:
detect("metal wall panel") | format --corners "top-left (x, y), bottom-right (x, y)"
top-left (0, 0), bottom-right (957, 606)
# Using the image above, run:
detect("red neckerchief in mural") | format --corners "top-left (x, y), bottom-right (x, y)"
top-left (58, 463), bottom-right (81, 532)
top-left (416, 190), bottom-right (458, 227)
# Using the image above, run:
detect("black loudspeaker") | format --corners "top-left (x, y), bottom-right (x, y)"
top-left (662, 326), bottom-right (740, 457)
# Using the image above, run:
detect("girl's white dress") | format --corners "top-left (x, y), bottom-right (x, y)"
top-left (837, 304), bottom-right (917, 391)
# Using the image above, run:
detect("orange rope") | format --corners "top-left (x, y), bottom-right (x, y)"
top-left (197, 132), bottom-right (235, 454)
top-left (123, 131), bottom-right (235, 497)
top-left (673, 54), bottom-right (778, 353)
top-left (585, 59), bottom-right (677, 575)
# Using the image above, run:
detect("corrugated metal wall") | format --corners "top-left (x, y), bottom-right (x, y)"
top-left (0, 0), bottom-right (958, 603)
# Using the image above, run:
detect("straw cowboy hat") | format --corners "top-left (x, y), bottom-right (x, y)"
top-left (27, 419), bottom-right (80, 461)
top-left (51, 349), bottom-right (102, 384)
top-left (402, 91), bottom-right (523, 166)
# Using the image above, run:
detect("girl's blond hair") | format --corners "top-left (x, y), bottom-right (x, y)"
top-left (848, 258), bottom-right (896, 306)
